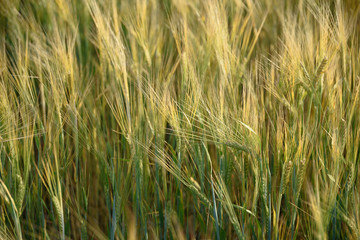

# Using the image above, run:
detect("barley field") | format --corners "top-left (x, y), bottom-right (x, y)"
top-left (0, 0), bottom-right (360, 239)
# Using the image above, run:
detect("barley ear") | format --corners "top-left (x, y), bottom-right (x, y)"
top-left (345, 163), bottom-right (354, 193)
top-left (296, 159), bottom-right (306, 200)
top-left (316, 57), bottom-right (328, 76)
top-left (280, 161), bottom-right (293, 195)
top-left (52, 196), bottom-right (65, 240)
top-left (15, 174), bottom-right (25, 214)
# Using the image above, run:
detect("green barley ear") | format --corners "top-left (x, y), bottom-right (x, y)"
top-left (188, 185), bottom-right (211, 208)
top-left (80, 219), bottom-right (88, 240)
top-left (0, 180), bottom-right (22, 240)
top-left (345, 163), bottom-right (354, 193)
top-left (280, 161), bottom-right (293, 195)
top-left (225, 158), bottom-right (233, 187)
top-left (244, 157), bottom-right (250, 180)
top-left (15, 174), bottom-right (25, 214)
top-left (52, 197), bottom-right (65, 240)
top-left (259, 170), bottom-right (270, 234)
top-left (296, 159), bottom-right (306, 200)
top-left (340, 213), bottom-right (359, 239)
top-left (260, 173), bottom-right (267, 202)
top-left (339, 119), bottom-right (347, 150)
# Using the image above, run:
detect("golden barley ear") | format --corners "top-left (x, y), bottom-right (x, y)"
top-left (316, 57), bottom-right (328, 76)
